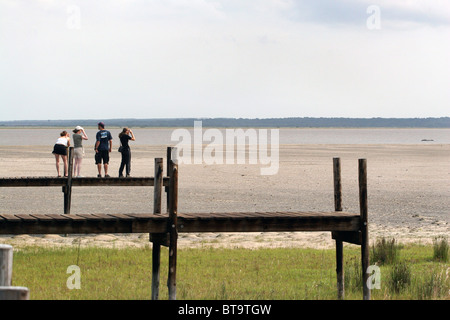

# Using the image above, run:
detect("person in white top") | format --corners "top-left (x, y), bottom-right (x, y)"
top-left (52, 131), bottom-right (71, 177)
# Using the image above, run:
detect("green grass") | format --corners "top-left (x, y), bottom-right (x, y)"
top-left (371, 237), bottom-right (401, 265)
top-left (10, 244), bottom-right (449, 300)
top-left (433, 236), bottom-right (448, 262)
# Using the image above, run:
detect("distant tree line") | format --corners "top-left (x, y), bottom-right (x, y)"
top-left (0, 117), bottom-right (449, 128)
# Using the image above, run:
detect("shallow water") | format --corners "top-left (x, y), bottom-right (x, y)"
top-left (1, 127), bottom-right (449, 146)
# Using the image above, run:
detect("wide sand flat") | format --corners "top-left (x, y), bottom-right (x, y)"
top-left (0, 144), bottom-right (448, 249)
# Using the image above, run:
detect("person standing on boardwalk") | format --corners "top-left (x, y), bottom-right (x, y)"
top-left (118, 128), bottom-right (136, 177)
top-left (94, 122), bottom-right (112, 178)
top-left (52, 131), bottom-right (70, 177)
top-left (72, 126), bottom-right (88, 177)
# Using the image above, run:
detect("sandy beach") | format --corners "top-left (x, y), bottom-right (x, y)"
top-left (0, 143), bottom-right (448, 250)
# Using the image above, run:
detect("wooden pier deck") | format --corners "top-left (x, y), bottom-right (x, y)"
top-left (0, 147), bottom-right (370, 300)
top-left (0, 211), bottom-right (361, 235)
top-left (0, 176), bottom-right (169, 187)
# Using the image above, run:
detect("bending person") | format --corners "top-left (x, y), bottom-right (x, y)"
top-left (52, 131), bottom-right (70, 177)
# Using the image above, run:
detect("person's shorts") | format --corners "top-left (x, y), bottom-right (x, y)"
top-left (95, 150), bottom-right (109, 164)
top-left (52, 144), bottom-right (67, 156)
top-left (74, 147), bottom-right (84, 159)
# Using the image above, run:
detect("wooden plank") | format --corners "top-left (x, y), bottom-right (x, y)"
top-left (274, 211), bottom-right (309, 217)
top-left (14, 214), bottom-right (38, 222)
top-left (125, 213), bottom-right (162, 220)
top-left (177, 213), bottom-right (200, 219)
top-left (0, 211), bottom-right (361, 235)
top-left (29, 214), bottom-right (54, 221)
top-left (0, 176), bottom-right (169, 187)
top-left (208, 213), bottom-right (232, 221)
top-left (0, 214), bottom-right (21, 222)
top-left (106, 213), bottom-right (135, 221)
top-left (72, 177), bottom-right (156, 187)
top-left (63, 214), bottom-right (87, 221)
top-left (0, 286), bottom-right (29, 300)
top-left (221, 212), bottom-right (254, 220)
top-left (90, 213), bottom-right (117, 221)
top-left (75, 213), bottom-right (104, 221)
top-left (0, 177), bottom-right (65, 187)
top-left (176, 215), bottom-right (360, 233)
top-left (44, 214), bottom-right (71, 221)
top-left (0, 219), bottom-right (133, 235)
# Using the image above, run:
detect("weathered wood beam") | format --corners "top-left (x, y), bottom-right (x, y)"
top-left (0, 177), bottom-right (170, 187)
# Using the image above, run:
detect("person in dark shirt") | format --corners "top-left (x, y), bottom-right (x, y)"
top-left (118, 127), bottom-right (136, 177)
top-left (95, 122), bottom-right (112, 178)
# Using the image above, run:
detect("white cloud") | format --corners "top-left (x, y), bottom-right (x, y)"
top-left (0, 0), bottom-right (449, 120)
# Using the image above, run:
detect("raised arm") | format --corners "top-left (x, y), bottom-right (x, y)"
top-left (82, 129), bottom-right (88, 140)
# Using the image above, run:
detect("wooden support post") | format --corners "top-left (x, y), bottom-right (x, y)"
top-left (63, 147), bottom-right (74, 214)
top-left (166, 146), bottom-right (175, 210)
top-left (0, 244), bottom-right (29, 300)
top-left (0, 286), bottom-right (29, 300)
top-left (359, 158), bottom-right (370, 300)
top-left (151, 158), bottom-right (163, 300)
top-left (151, 244), bottom-right (161, 301)
top-left (333, 158), bottom-right (342, 212)
top-left (154, 158), bottom-right (163, 215)
top-left (0, 244), bottom-right (13, 286)
top-left (167, 161), bottom-right (178, 300)
top-left (335, 241), bottom-right (344, 299)
top-left (333, 158), bottom-right (344, 300)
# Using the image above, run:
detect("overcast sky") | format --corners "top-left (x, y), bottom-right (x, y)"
top-left (0, 0), bottom-right (449, 121)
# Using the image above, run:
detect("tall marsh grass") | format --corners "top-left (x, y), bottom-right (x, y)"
top-left (433, 236), bottom-right (448, 262)
top-left (8, 243), bottom-right (449, 300)
top-left (371, 237), bottom-right (400, 265)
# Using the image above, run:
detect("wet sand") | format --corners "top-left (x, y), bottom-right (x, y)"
top-left (0, 144), bottom-right (448, 249)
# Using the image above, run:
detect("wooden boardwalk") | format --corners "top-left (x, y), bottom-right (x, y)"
top-left (0, 176), bottom-right (169, 187)
top-left (0, 147), bottom-right (370, 300)
top-left (0, 211), bottom-right (361, 235)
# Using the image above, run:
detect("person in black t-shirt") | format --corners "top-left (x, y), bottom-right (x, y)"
top-left (118, 127), bottom-right (136, 177)
top-left (95, 122), bottom-right (113, 178)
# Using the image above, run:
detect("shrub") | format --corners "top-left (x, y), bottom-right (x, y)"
top-left (371, 237), bottom-right (400, 265)
top-left (432, 236), bottom-right (448, 262)
top-left (415, 267), bottom-right (449, 299)
top-left (388, 262), bottom-right (411, 294)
